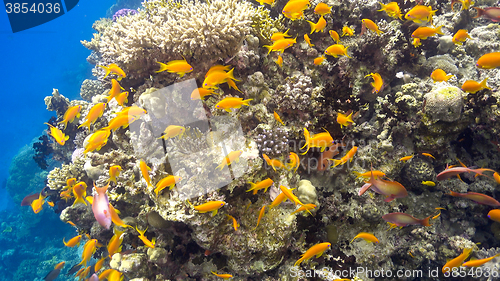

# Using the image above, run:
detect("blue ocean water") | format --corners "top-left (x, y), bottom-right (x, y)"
top-left (0, 1), bottom-right (116, 280)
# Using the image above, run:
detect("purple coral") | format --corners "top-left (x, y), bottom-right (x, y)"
top-left (112, 9), bottom-right (138, 22)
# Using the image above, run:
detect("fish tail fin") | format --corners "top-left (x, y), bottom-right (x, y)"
top-left (480, 78), bottom-right (491, 90)
top-left (216, 162), bottom-right (225, 171)
top-left (155, 62), bottom-right (168, 73)
top-left (449, 190), bottom-right (459, 197)
top-left (435, 25), bottom-right (444, 35)
top-left (420, 215), bottom-right (432, 226)
top-left (227, 79), bottom-right (242, 92)
top-left (263, 45), bottom-right (273, 54)
top-left (294, 256), bottom-right (305, 266)
top-left (331, 159), bottom-right (342, 168)
top-left (346, 112), bottom-right (354, 123)
top-left (307, 20), bottom-right (316, 34)
top-left (246, 182), bottom-right (256, 192)
top-left (98, 65), bottom-right (111, 78)
top-left (300, 128), bottom-right (310, 152)
top-left (353, 171), bottom-right (362, 178)
top-left (72, 196), bottom-right (87, 206)
top-left (377, 2), bottom-right (386, 12)
top-left (242, 99), bottom-right (253, 106)
top-left (473, 7), bottom-right (484, 18)
top-left (445, 74), bottom-right (454, 81)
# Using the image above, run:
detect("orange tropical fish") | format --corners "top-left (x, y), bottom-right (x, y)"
top-left (324, 44), bottom-right (350, 58)
top-left (488, 209), bottom-right (500, 223)
top-left (157, 125), bottom-right (185, 140)
top-left (263, 38), bottom-right (297, 54)
top-left (282, 0), bottom-right (310, 20)
top-left (202, 68), bottom-right (240, 90)
top-left (275, 55), bottom-right (283, 67)
top-left (307, 16), bottom-right (327, 33)
top-left (449, 190), bottom-right (500, 206)
top-left (156, 57), bottom-right (193, 77)
top-left (337, 112), bottom-right (354, 128)
top-left (412, 38), bottom-right (422, 48)
top-left (104, 115), bottom-right (137, 132)
top-left (476, 52), bottom-right (500, 69)
top-left (329, 30), bottom-right (340, 43)
top-left (294, 242), bottom-right (331, 266)
top-left (279, 185), bottom-right (303, 205)
top-left (72, 182), bottom-right (88, 206)
top-left (84, 129), bottom-right (111, 154)
top-left (79, 239), bottom-right (98, 266)
top-left (226, 214), bottom-right (239, 231)
top-left (253, 205), bottom-right (266, 230)
top-left (314, 56), bottom-right (325, 65)
top-left (353, 170), bottom-right (385, 179)
top-left (115, 106), bottom-right (147, 118)
top-left (287, 152), bottom-right (300, 172)
top-left (350, 232), bottom-right (379, 243)
top-left (329, 146), bottom-right (357, 168)
top-left (421, 152), bottom-right (435, 159)
top-left (405, 5), bottom-right (436, 24)
top-left (463, 253), bottom-right (500, 267)
top-left (269, 190), bottom-right (291, 209)
top-left (270, 29), bottom-right (291, 41)
top-left (139, 160), bottom-right (152, 187)
top-left (79, 103), bottom-right (106, 130)
top-left (451, 0), bottom-right (474, 11)
top-left (115, 91), bottom-right (128, 107)
top-left (98, 63), bottom-right (126, 81)
top-left (107, 79), bottom-right (123, 103)
top-left (274, 111), bottom-right (285, 125)
top-left (63, 234), bottom-right (83, 247)
top-left (31, 192), bottom-right (46, 214)
top-left (303, 34), bottom-right (314, 47)
top-left (362, 19), bottom-right (383, 35)
top-left (365, 72), bottom-right (383, 93)
top-left (431, 69), bottom-right (453, 83)
top-left (107, 227), bottom-right (125, 257)
top-left (291, 203), bottom-right (316, 215)
top-left (136, 226), bottom-right (156, 248)
top-left (399, 155), bottom-right (413, 161)
top-left (247, 178), bottom-right (273, 195)
top-left (378, 2), bottom-right (402, 19)
top-left (342, 26), bottom-right (354, 36)
top-left (411, 26), bottom-right (443, 39)
top-left (154, 175), bottom-right (182, 195)
top-left (314, 3), bottom-right (331, 15)
top-left (211, 271), bottom-right (233, 279)
top-left (188, 200), bottom-right (226, 216)
top-left (216, 150), bottom-right (243, 170)
top-left (215, 97), bottom-right (253, 112)
top-left (45, 123), bottom-right (69, 146)
top-left (43, 261), bottom-right (65, 281)
top-left (108, 204), bottom-right (132, 228)
top-left (442, 248), bottom-right (472, 273)
top-left (452, 29), bottom-right (471, 45)
top-left (58, 105), bottom-right (81, 130)
top-left (257, 0), bottom-right (275, 5)
top-left (108, 165), bottom-right (122, 184)
top-left (461, 78), bottom-right (491, 93)
top-left (262, 154), bottom-right (286, 171)
top-left (301, 128), bottom-right (334, 155)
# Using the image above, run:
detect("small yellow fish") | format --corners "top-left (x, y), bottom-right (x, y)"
top-left (430, 69), bottom-right (453, 83)
top-left (314, 3), bottom-right (331, 15)
top-left (115, 91), bottom-right (128, 107)
top-left (461, 78), bottom-right (491, 93)
top-left (84, 129), bottom-right (111, 154)
top-left (78, 103), bottom-right (106, 130)
top-left (399, 155), bottom-right (413, 161)
top-left (476, 52), bottom-right (500, 69)
top-left (411, 26), bottom-right (444, 40)
top-left (274, 111), bottom-right (285, 125)
top-left (154, 175), bottom-right (182, 195)
top-left (422, 181), bottom-right (436, 186)
top-left (256, 0), bottom-right (274, 6)
top-left (253, 205), bottom-right (266, 230)
top-left (342, 26), bottom-right (354, 37)
top-left (451, 0), bottom-right (474, 11)
top-left (365, 73), bottom-right (383, 93)
top-left (378, 2), bottom-right (402, 19)
top-left (314, 56), bottom-right (325, 65)
top-left (362, 19), bottom-right (384, 35)
top-left (295, 242), bottom-right (331, 266)
top-left (157, 125), bottom-right (185, 140)
top-left (98, 63), bottom-right (126, 81)
top-left (135, 226), bottom-right (156, 248)
top-left (329, 30), bottom-right (340, 43)
top-left (216, 150), bottom-right (243, 170)
top-left (304, 34), bottom-right (314, 47)
top-left (291, 204), bottom-right (316, 215)
top-left (58, 105), bottom-right (81, 130)
top-left (215, 97), bottom-right (253, 112)
top-left (275, 55), bottom-right (283, 68)
top-left (188, 200), bottom-right (226, 216)
top-left (156, 57), bottom-right (193, 77)
top-left (104, 115), bottom-right (137, 132)
top-left (337, 112), bottom-right (354, 128)
top-left (226, 214), bottom-right (239, 231)
top-left (350, 232), bottom-right (379, 243)
top-left (139, 160), bottom-right (152, 187)
top-left (452, 29), bottom-right (471, 45)
top-left (307, 16), bottom-right (327, 34)
top-left (263, 38), bottom-right (297, 54)
top-left (325, 44), bottom-right (351, 58)
top-left (405, 5), bottom-right (437, 24)
top-left (282, 0), bottom-right (310, 20)
top-left (211, 271), bottom-right (233, 279)
top-left (421, 152), bottom-right (435, 159)
top-left (45, 123), bottom-right (69, 146)
top-left (108, 165), bottom-right (122, 184)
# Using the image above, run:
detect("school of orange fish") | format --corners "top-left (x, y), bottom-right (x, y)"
top-left (22, 0), bottom-right (500, 280)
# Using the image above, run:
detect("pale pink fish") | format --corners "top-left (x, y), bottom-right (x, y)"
top-left (359, 166), bottom-right (407, 202)
top-left (436, 166), bottom-right (494, 181)
top-left (382, 212), bottom-right (432, 227)
top-left (92, 182), bottom-right (111, 229)
top-left (449, 190), bottom-right (500, 206)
